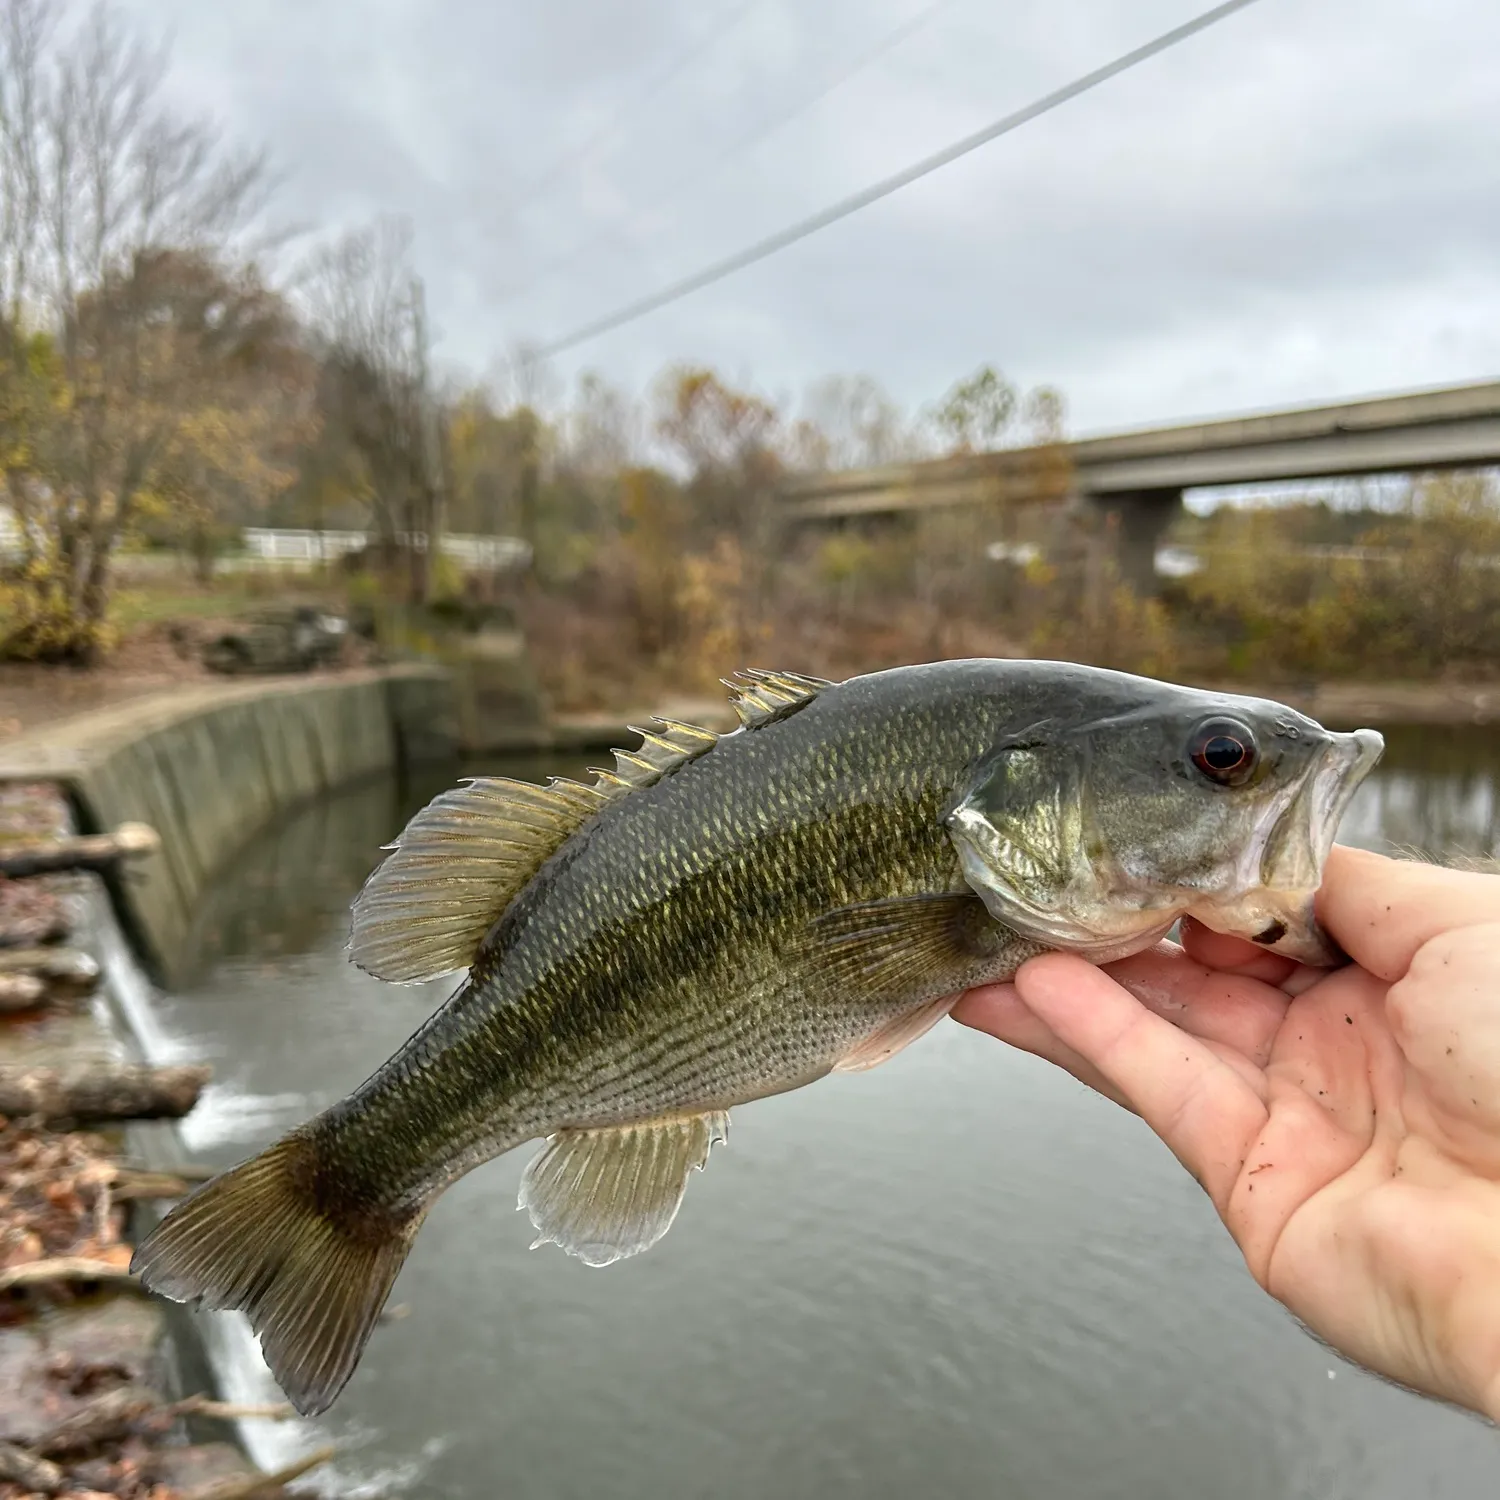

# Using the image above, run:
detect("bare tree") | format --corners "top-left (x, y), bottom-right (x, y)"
top-left (1, 0), bottom-right (268, 325)
top-left (490, 338), bottom-right (562, 421)
top-left (563, 370), bottom-right (640, 479)
top-left (799, 374), bottom-right (915, 471)
top-left (300, 215), bottom-right (445, 603)
top-left (928, 364), bottom-right (1019, 455)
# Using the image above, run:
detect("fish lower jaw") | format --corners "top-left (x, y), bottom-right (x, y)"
top-left (1015, 910), bottom-right (1179, 965)
top-left (1184, 888), bottom-right (1343, 966)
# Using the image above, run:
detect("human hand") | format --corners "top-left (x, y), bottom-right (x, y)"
top-left (953, 844), bottom-right (1500, 1422)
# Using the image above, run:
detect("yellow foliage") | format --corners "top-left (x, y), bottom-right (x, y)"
top-left (0, 558), bottom-right (117, 660)
top-left (1173, 476), bottom-right (1500, 679)
top-left (671, 535), bottom-right (771, 689)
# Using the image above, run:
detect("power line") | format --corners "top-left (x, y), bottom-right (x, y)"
top-left (509, 0), bottom-right (767, 222)
top-left (498, 0), bottom-right (963, 307)
top-left (533, 0), bottom-right (1266, 358)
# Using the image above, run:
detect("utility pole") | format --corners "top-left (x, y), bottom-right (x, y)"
top-left (409, 274), bottom-right (445, 604)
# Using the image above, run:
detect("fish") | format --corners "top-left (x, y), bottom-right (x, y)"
top-left (130, 659), bottom-right (1385, 1416)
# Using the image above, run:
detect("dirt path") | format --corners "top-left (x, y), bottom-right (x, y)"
top-left (0, 630), bottom-right (383, 744)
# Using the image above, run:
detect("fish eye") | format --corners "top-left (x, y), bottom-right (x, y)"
top-left (1188, 718), bottom-right (1258, 786)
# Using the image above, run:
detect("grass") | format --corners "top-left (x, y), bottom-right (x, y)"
top-left (108, 569), bottom-right (346, 632)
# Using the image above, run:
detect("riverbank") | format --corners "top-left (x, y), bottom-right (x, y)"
top-left (540, 676), bottom-right (1500, 755)
top-left (0, 666), bottom-right (456, 977)
top-left (1197, 678), bottom-right (1500, 728)
top-left (0, 782), bottom-right (330, 1499)
top-left (8, 653), bottom-right (1499, 750)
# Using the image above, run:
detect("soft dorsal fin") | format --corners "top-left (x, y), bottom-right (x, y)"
top-left (349, 715), bottom-right (722, 984)
top-left (348, 776), bottom-right (612, 983)
top-left (721, 668), bottom-right (833, 729)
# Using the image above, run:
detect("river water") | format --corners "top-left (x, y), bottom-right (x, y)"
top-left (145, 724), bottom-right (1500, 1499)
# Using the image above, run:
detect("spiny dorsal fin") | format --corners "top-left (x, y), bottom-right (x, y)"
top-left (599, 716), bottom-right (721, 790)
top-left (349, 716), bottom-right (722, 984)
top-left (348, 775), bottom-right (611, 983)
top-left (721, 668), bottom-right (834, 730)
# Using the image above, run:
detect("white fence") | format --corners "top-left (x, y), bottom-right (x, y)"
top-left (1, 512), bottom-right (532, 573)
top-left (238, 529), bottom-right (531, 572)
top-left (0, 506), bottom-right (23, 560)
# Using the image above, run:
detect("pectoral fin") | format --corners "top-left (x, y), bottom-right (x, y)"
top-left (801, 892), bottom-right (1017, 998)
top-left (804, 893), bottom-right (1034, 1073)
top-left (518, 1112), bottom-right (730, 1268)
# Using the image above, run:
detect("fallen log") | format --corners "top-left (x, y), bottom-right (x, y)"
top-left (24, 1388), bottom-right (296, 1459)
top-left (183, 1442), bottom-right (338, 1500)
top-left (118, 1157), bottom-right (216, 1184)
top-left (0, 821), bottom-right (159, 880)
top-left (0, 947), bottom-right (101, 989)
top-left (0, 1439), bottom-right (64, 1494)
top-left (0, 972), bottom-right (44, 1011)
top-left (0, 1062), bottom-right (211, 1126)
top-left (0, 1255), bottom-right (143, 1295)
top-left (110, 1167), bottom-right (200, 1202)
top-left (0, 909), bottom-right (68, 949)
top-left (174, 1398), bottom-right (297, 1424)
top-left (27, 1386), bottom-right (158, 1456)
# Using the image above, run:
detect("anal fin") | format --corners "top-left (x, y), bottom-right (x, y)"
top-left (518, 1112), bottom-right (729, 1268)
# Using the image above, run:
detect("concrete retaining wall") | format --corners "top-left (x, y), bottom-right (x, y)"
top-left (0, 665), bottom-right (456, 975)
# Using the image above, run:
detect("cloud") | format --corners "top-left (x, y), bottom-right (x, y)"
top-left (117, 0), bottom-right (1500, 433)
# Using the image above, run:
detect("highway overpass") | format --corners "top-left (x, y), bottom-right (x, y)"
top-left (777, 378), bottom-right (1500, 590)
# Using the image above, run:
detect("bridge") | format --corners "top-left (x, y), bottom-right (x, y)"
top-left (777, 378), bottom-right (1500, 590)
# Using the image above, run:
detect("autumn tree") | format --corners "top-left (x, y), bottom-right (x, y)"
top-left (652, 364), bottom-right (782, 539)
top-left (0, 0), bottom-right (281, 657)
top-left (125, 252), bottom-right (315, 579)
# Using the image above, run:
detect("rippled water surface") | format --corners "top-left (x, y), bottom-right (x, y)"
top-left (150, 726), bottom-right (1500, 1499)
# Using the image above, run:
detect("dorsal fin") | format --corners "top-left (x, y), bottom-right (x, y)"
top-left (348, 776), bottom-right (612, 983)
top-left (349, 673), bottom-right (832, 985)
top-left (721, 668), bottom-right (833, 729)
top-left (348, 715), bottom-right (722, 984)
top-left (599, 716), bottom-right (721, 789)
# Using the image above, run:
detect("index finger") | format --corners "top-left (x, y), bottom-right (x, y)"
top-left (1317, 845), bottom-right (1500, 982)
top-left (1011, 952), bottom-right (1270, 1212)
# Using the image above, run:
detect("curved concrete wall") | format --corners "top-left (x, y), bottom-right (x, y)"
top-left (0, 665), bottom-right (455, 975)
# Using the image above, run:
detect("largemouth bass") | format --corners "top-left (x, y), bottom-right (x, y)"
top-left (131, 659), bottom-right (1384, 1415)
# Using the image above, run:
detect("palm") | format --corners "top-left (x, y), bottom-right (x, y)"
top-left (952, 846), bottom-right (1500, 1421)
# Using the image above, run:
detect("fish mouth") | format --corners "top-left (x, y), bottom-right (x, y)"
top-left (1188, 727), bottom-right (1385, 967)
top-left (1304, 728), bottom-right (1385, 872)
top-left (1260, 728), bottom-right (1383, 965)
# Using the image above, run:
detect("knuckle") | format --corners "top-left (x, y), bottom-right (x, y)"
top-left (1390, 921), bottom-right (1500, 1036)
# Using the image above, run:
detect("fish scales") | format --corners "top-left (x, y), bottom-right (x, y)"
top-left (322, 665), bottom-right (1038, 1205)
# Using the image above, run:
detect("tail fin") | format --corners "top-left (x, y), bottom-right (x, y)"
top-left (130, 1134), bottom-right (423, 1417)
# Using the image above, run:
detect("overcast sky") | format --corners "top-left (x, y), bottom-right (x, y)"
top-left (117, 0), bottom-right (1500, 437)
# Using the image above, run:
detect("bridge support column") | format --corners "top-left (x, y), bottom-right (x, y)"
top-left (1090, 488), bottom-right (1184, 595)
